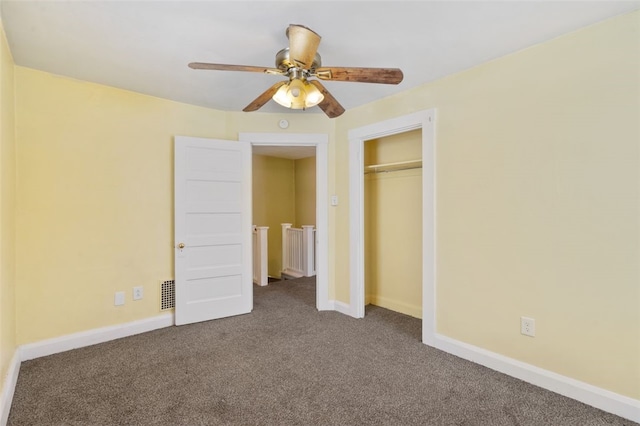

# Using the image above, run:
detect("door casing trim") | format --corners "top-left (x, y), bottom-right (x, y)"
top-left (347, 110), bottom-right (436, 345)
top-left (239, 132), bottom-right (330, 310)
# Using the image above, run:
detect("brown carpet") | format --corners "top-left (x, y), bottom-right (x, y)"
top-left (8, 277), bottom-right (636, 425)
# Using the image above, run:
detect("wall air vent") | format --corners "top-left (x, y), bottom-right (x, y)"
top-left (161, 280), bottom-right (175, 310)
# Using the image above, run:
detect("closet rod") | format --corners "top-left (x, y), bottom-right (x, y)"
top-left (364, 159), bottom-right (422, 174)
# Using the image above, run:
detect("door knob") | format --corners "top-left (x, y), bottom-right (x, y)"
top-left (177, 243), bottom-right (185, 249)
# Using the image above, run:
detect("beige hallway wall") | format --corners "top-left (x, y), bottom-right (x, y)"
top-left (294, 156), bottom-right (316, 228)
top-left (252, 154), bottom-right (295, 278)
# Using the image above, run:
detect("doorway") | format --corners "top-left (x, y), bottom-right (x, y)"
top-left (348, 110), bottom-right (436, 345)
top-left (239, 132), bottom-right (330, 311)
top-left (251, 145), bottom-right (316, 281)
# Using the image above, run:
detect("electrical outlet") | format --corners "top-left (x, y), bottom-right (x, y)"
top-left (521, 316), bottom-right (535, 337)
top-left (133, 286), bottom-right (143, 301)
top-left (114, 291), bottom-right (125, 306)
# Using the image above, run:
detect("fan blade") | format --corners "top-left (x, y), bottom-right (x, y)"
top-left (286, 24), bottom-right (321, 69)
top-left (315, 67), bottom-right (403, 84)
top-left (189, 62), bottom-right (284, 75)
top-left (309, 80), bottom-right (345, 118)
top-left (243, 81), bottom-right (287, 112)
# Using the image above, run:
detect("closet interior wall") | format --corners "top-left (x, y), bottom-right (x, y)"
top-left (364, 129), bottom-right (423, 318)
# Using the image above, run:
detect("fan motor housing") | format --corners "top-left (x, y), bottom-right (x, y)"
top-left (276, 48), bottom-right (321, 72)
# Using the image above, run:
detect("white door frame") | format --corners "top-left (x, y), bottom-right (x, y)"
top-left (239, 132), bottom-right (330, 311)
top-left (348, 110), bottom-right (436, 345)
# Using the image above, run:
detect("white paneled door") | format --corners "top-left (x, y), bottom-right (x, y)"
top-left (174, 136), bottom-right (252, 325)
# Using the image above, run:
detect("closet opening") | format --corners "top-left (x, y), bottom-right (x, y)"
top-left (348, 109), bottom-right (435, 344)
top-left (364, 129), bottom-right (422, 319)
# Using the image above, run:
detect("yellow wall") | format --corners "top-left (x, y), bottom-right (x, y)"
top-left (334, 11), bottom-right (640, 399)
top-left (13, 68), bottom-right (331, 346)
top-left (15, 67), bottom-right (228, 344)
top-left (252, 154), bottom-right (295, 277)
top-left (294, 156), bottom-right (316, 228)
top-left (0, 18), bottom-right (16, 399)
top-left (225, 111), bottom-right (333, 141)
top-left (364, 130), bottom-right (422, 317)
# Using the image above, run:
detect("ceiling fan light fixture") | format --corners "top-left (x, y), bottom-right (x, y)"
top-left (288, 78), bottom-right (306, 109)
top-left (272, 83), bottom-right (293, 108)
top-left (304, 82), bottom-right (324, 107)
top-left (272, 77), bottom-right (324, 110)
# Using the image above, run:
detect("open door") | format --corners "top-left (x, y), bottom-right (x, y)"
top-left (174, 136), bottom-right (252, 325)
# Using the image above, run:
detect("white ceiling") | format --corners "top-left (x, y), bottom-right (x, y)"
top-left (2, 1), bottom-right (639, 116)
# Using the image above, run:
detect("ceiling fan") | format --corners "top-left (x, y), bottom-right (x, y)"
top-left (189, 24), bottom-right (403, 118)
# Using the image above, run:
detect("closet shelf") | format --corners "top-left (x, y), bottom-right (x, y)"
top-left (364, 159), bottom-right (422, 174)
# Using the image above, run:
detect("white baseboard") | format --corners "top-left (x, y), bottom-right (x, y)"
top-left (432, 333), bottom-right (640, 424)
top-left (1, 313), bottom-right (174, 426)
top-left (20, 313), bottom-right (174, 361)
top-left (316, 294), bottom-right (332, 312)
top-left (328, 300), bottom-right (353, 317)
top-left (367, 295), bottom-right (421, 319)
top-left (0, 350), bottom-right (21, 426)
top-left (5, 309), bottom-right (637, 424)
